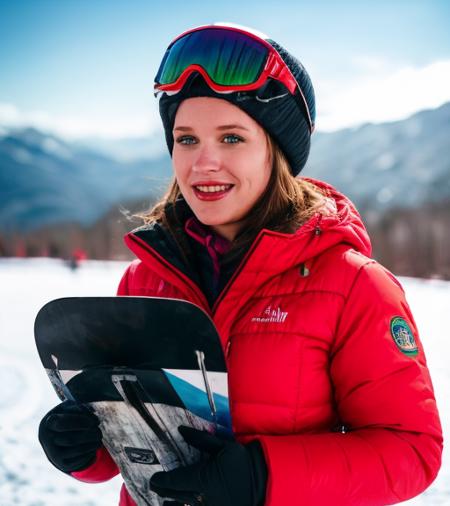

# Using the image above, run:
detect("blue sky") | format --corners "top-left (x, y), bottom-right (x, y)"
top-left (1, 0), bottom-right (449, 138)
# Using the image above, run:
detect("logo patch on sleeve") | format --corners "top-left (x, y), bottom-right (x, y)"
top-left (390, 316), bottom-right (418, 357)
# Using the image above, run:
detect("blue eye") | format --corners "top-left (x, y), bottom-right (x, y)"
top-left (177, 136), bottom-right (196, 145)
top-left (223, 134), bottom-right (243, 144)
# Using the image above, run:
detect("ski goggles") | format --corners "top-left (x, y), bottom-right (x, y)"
top-left (154, 25), bottom-right (313, 132)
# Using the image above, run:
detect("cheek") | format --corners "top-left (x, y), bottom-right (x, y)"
top-left (262, 161), bottom-right (272, 188)
top-left (245, 153), bottom-right (272, 192)
top-left (172, 151), bottom-right (190, 183)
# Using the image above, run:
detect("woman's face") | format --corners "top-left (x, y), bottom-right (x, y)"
top-left (172, 97), bottom-right (272, 241)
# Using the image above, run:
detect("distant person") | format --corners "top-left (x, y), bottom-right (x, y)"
top-left (68, 247), bottom-right (87, 270)
top-left (38, 23), bottom-right (442, 505)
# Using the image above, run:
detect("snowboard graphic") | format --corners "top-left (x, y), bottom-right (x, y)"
top-left (34, 296), bottom-right (231, 506)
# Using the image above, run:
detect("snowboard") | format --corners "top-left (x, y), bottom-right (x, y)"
top-left (34, 296), bottom-right (231, 506)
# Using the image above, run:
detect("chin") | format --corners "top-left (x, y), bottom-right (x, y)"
top-left (195, 215), bottom-right (225, 227)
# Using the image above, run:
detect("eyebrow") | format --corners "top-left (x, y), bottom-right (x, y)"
top-left (173, 124), bottom-right (250, 132)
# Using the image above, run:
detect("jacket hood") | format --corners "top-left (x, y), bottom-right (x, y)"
top-left (220, 176), bottom-right (372, 276)
top-left (293, 177), bottom-right (372, 259)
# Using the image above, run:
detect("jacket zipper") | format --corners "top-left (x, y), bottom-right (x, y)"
top-left (211, 233), bottom-right (265, 315)
top-left (225, 339), bottom-right (232, 359)
top-left (213, 233), bottom-right (268, 366)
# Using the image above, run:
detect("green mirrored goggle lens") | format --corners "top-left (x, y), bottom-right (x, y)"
top-left (155, 28), bottom-right (269, 87)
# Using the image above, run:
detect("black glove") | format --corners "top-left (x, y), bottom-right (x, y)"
top-left (38, 400), bottom-right (102, 473)
top-left (150, 426), bottom-right (267, 506)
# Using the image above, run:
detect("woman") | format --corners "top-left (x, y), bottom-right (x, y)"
top-left (38, 23), bottom-right (442, 506)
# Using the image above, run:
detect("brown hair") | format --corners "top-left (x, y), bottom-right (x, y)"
top-left (137, 135), bottom-right (328, 255)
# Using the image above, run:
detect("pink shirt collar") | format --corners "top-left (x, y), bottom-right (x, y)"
top-left (184, 217), bottom-right (231, 255)
top-left (184, 217), bottom-right (231, 285)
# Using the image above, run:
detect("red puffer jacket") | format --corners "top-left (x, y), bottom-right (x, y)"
top-left (73, 178), bottom-right (442, 505)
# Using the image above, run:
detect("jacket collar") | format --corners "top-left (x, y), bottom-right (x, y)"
top-left (124, 178), bottom-right (371, 332)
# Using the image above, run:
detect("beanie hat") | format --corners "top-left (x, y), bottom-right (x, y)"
top-left (156, 26), bottom-right (316, 176)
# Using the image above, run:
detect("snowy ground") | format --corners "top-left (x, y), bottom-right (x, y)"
top-left (0, 258), bottom-right (449, 505)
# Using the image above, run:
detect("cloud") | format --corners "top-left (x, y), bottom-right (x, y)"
top-left (316, 59), bottom-right (450, 131)
top-left (0, 103), bottom-right (22, 123)
top-left (0, 103), bottom-right (161, 140)
top-left (0, 104), bottom-right (56, 131)
top-left (349, 55), bottom-right (396, 75)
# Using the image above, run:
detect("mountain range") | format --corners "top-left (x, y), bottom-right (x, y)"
top-left (306, 101), bottom-right (450, 213)
top-left (0, 128), bottom-right (171, 233)
top-left (1, 102), bottom-right (449, 233)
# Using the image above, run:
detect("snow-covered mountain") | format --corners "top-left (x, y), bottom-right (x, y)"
top-left (1, 102), bottom-right (449, 233)
top-left (305, 102), bottom-right (450, 212)
top-left (0, 128), bottom-right (171, 233)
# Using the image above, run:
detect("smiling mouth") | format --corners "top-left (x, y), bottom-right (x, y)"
top-left (192, 184), bottom-right (234, 201)
top-left (194, 184), bottom-right (234, 193)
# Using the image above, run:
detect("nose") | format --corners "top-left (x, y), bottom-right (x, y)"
top-left (192, 145), bottom-right (221, 173)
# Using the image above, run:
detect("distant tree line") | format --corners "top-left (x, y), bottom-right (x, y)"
top-left (0, 199), bottom-right (449, 280)
top-left (367, 200), bottom-right (450, 279)
top-left (0, 199), bottom-right (152, 262)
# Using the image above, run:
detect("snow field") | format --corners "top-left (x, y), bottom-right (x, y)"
top-left (0, 259), bottom-right (448, 505)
